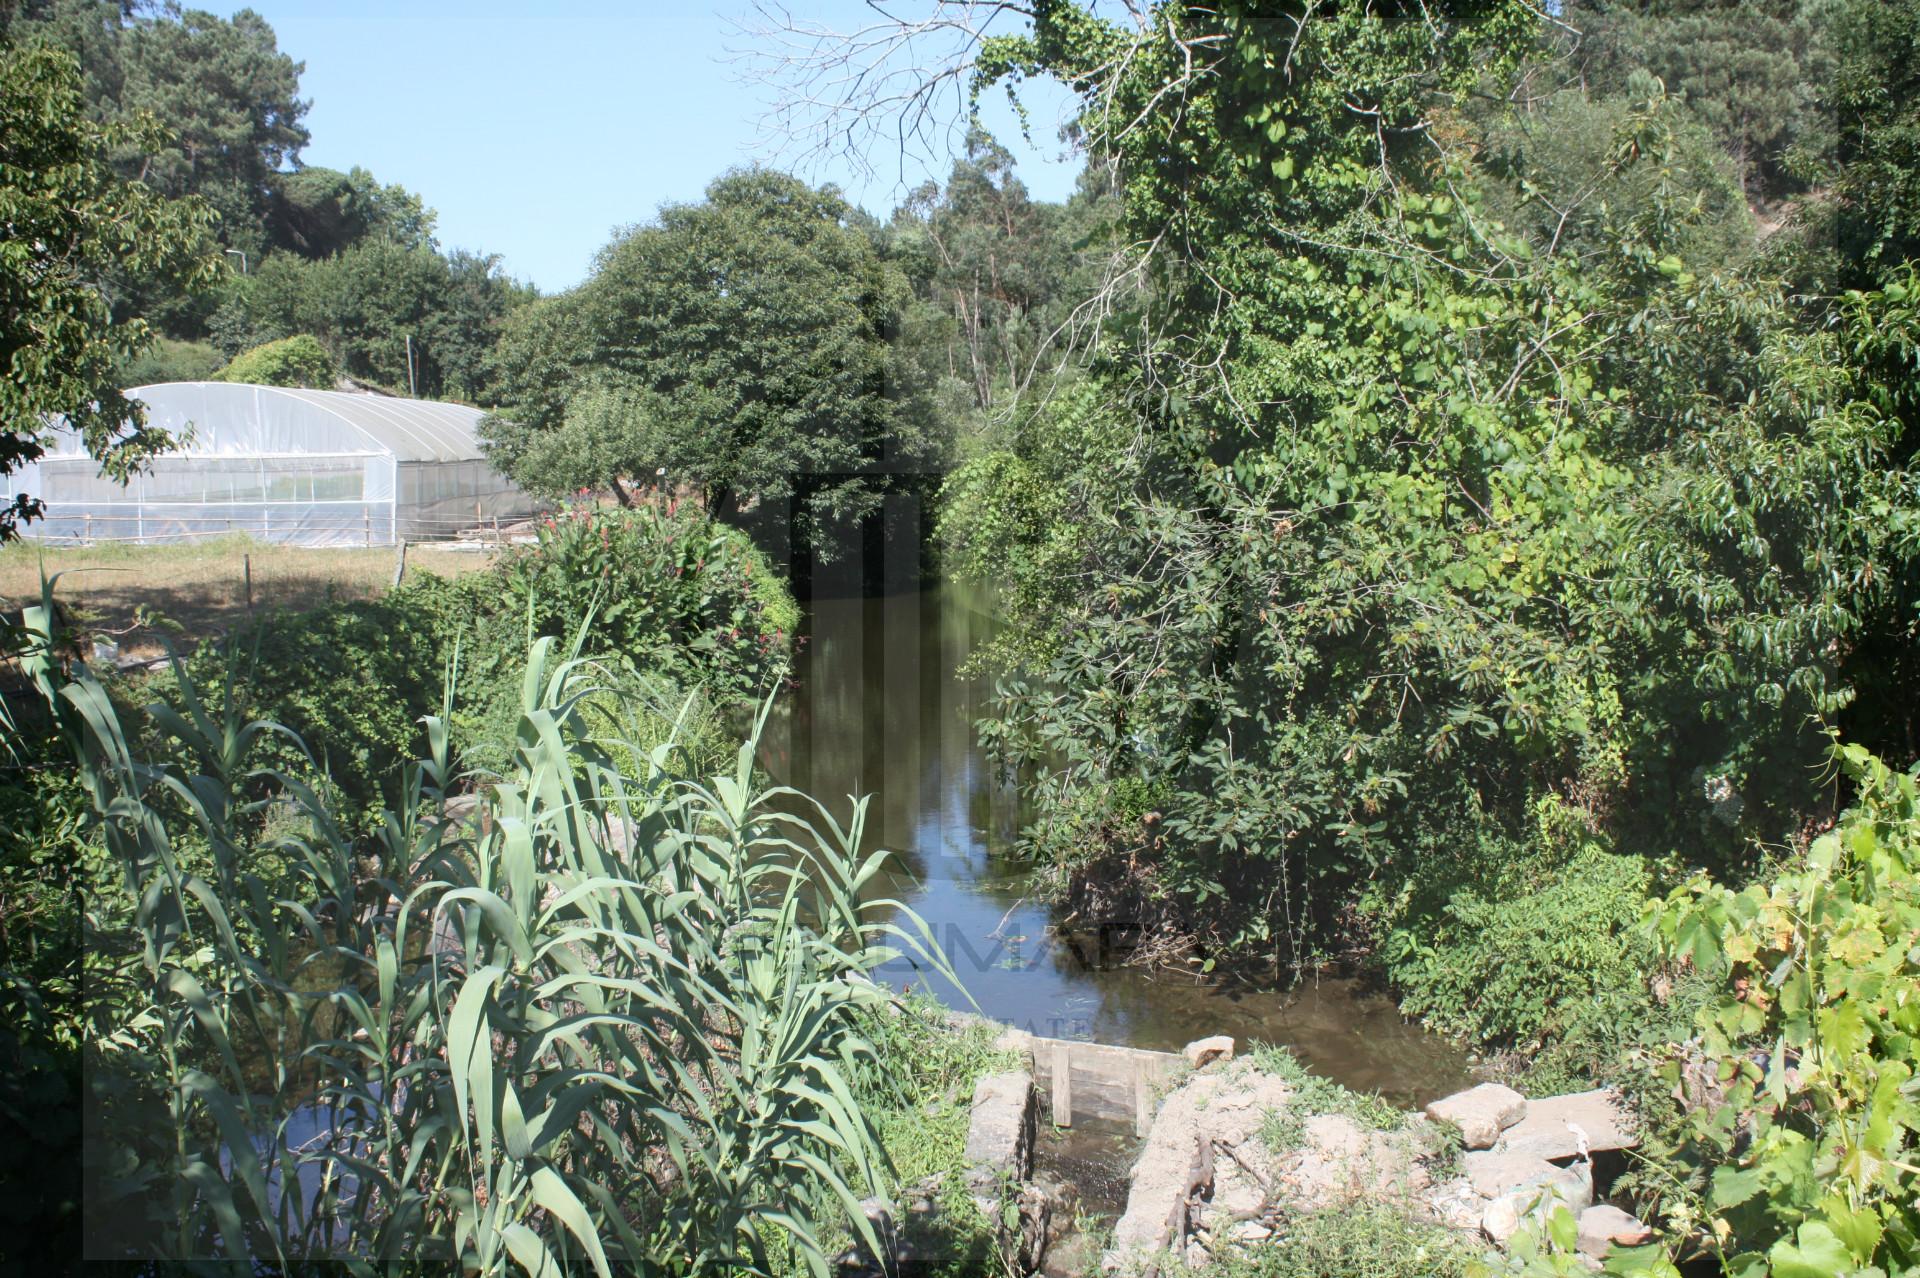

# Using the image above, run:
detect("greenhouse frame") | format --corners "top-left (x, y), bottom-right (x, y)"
top-left (8, 382), bottom-right (538, 547)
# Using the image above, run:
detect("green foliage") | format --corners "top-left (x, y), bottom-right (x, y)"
top-left (159, 589), bottom-right (452, 838)
top-left (1637, 744), bottom-right (1920, 1277)
top-left (1381, 840), bottom-right (1659, 1054)
top-left (953, 0), bottom-right (1920, 1079)
top-left (886, 129), bottom-right (1125, 433)
top-left (762, 1002), bottom-right (1021, 1278)
top-left (1184, 1202), bottom-right (1477, 1278)
top-left (0, 662), bottom-right (93, 1267)
top-left (267, 163), bottom-right (436, 258)
top-left (120, 334), bottom-right (222, 384)
top-left (935, 380), bottom-right (1135, 672)
top-left (12, 1), bottom-right (534, 393)
top-left (1246, 1043), bottom-right (1408, 1148)
top-left (1559, 0), bottom-right (1835, 205)
top-left (490, 503), bottom-right (797, 703)
top-left (24, 587), bottom-right (960, 1272)
top-left (484, 169), bottom-right (944, 552)
top-left (0, 30), bottom-right (219, 538)
top-left (166, 506), bottom-right (798, 841)
top-left (213, 239), bottom-right (531, 400)
top-left (1816, 0), bottom-right (1920, 279)
top-left (216, 332), bottom-right (337, 387)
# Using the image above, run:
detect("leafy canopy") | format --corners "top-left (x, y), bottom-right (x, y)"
top-left (485, 169), bottom-right (943, 543)
top-left (0, 32), bottom-right (218, 539)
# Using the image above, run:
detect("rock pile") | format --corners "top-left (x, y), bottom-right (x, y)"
top-left (1420, 1082), bottom-right (1650, 1259)
top-left (1103, 1058), bottom-right (1654, 1273)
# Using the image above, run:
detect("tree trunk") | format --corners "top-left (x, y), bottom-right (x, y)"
top-left (608, 474), bottom-right (635, 507)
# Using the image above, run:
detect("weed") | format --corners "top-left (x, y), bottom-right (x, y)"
top-left (1246, 1044), bottom-right (1409, 1141)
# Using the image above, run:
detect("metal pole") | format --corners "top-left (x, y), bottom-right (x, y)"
top-left (405, 336), bottom-right (416, 397)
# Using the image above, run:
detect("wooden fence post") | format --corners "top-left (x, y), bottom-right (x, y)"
top-left (1134, 1065), bottom-right (1155, 1137)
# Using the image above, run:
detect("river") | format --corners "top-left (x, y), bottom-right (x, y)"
top-left (757, 583), bottom-right (1470, 1107)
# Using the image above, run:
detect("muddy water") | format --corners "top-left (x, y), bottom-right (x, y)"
top-left (758, 585), bottom-right (1472, 1108)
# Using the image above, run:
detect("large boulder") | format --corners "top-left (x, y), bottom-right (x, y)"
top-left (1425, 1083), bottom-right (1527, 1149)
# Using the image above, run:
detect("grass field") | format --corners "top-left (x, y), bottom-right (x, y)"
top-left (1, 535), bottom-right (498, 657)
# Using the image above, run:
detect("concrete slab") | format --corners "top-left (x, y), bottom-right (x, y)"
top-left (1500, 1089), bottom-right (1636, 1160)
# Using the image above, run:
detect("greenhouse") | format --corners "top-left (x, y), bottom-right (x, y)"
top-left (9, 381), bottom-right (537, 546)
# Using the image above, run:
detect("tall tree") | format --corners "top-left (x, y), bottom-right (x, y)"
top-left (923, 0), bottom-right (1919, 980)
top-left (1560, 0), bottom-right (1836, 207)
top-left (486, 169), bottom-right (942, 549)
top-left (888, 129), bottom-right (1115, 418)
top-left (0, 32), bottom-right (218, 539)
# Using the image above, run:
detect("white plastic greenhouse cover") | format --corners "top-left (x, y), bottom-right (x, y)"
top-left (6, 382), bottom-right (539, 547)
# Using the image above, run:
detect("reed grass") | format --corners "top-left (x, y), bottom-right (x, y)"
top-left (18, 585), bottom-right (957, 1274)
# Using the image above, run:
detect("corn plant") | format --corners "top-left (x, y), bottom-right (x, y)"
top-left (23, 588), bottom-right (953, 1274)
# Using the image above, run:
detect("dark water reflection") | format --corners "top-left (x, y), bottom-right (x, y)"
top-left (758, 585), bottom-right (1471, 1108)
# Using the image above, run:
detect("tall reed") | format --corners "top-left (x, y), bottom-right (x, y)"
top-left (21, 588), bottom-right (951, 1274)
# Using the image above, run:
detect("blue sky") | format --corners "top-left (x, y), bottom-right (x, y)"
top-left (249, 1), bottom-right (1085, 293)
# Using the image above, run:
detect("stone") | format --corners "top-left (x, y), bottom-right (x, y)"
top-left (1480, 1165), bottom-right (1594, 1248)
top-left (1577, 1205), bottom-right (1652, 1258)
top-left (1111, 1070), bottom-right (1294, 1256)
top-left (964, 1070), bottom-right (1037, 1214)
top-left (832, 1198), bottom-right (906, 1277)
top-left (1480, 1195), bottom-right (1524, 1246)
top-left (1184, 1035), bottom-right (1236, 1069)
top-left (1462, 1150), bottom-right (1562, 1199)
top-left (1425, 1083), bottom-right (1527, 1149)
top-left (1500, 1090), bottom-right (1637, 1160)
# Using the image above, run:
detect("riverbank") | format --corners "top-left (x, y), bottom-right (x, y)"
top-left (764, 585), bottom-right (1474, 1104)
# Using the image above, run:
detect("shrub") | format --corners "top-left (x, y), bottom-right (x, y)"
top-left (160, 509), bottom-right (799, 844)
top-left (156, 591), bottom-right (450, 839)
top-left (1383, 846), bottom-right (1657, 1051)
top-left (217, 333), bottom-right (338, 388)
top-left (1635, 744), bottom-right (1920, 1277)
top-left (120, 337), bottom-right (222, 385)
top-left (38, 610), bottom-right (955, 1271)
top-left (496, 503), bottom-right (795, 701)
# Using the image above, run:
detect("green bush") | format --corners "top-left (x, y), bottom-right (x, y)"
top-left (157, 591), bottom-right (450, 839)
top-left (1633, 745), bottom-right (1920, 1278)
top-left (120, 336), bottom-right (222, 385)
top-left (216, 333), bottom-right (337, 388)
top-left (162, 507), bottom-right (799, 845)
top-left (496, 503), bottom-right (796, 701)
top-left (1382, 846), bottom-right (1659, 1057)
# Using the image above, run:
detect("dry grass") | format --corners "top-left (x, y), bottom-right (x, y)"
top-left (0, 535), bottom-right (498, 657)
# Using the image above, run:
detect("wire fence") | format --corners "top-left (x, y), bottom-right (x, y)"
top-left (17, 510), bottom-right (537, 548)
